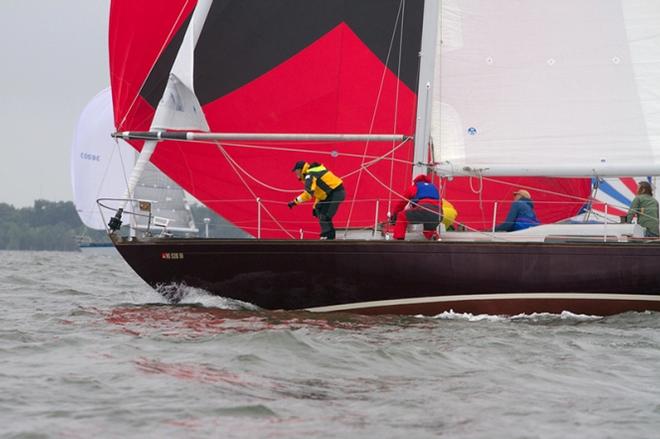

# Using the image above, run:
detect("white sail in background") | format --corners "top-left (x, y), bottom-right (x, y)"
top-left (71, 88), bottom-right (134, 230)
top-left (72, 88), bottom-right (197, 235)
top-left (432, 1), bottom-right (660, 176)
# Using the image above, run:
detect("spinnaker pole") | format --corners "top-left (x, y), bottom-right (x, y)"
top-left (112, 131), bottom-right (410, 143)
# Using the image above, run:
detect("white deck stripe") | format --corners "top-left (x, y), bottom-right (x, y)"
top-left (306, 293), bottom-right (660, 313)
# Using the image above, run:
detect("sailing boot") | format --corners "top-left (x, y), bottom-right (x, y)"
top-left (423, 230), bottom-right (440, 240)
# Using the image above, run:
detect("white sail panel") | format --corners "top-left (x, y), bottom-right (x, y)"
top-left (432, 0), bottom-right (660, 173)
top-left (71, 88), bottom-right (134, 230)
top-left (622, 2), bottom-right (660, 157)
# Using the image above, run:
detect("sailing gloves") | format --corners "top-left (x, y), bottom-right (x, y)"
top-left (288, 200), bottom-right (317, 217)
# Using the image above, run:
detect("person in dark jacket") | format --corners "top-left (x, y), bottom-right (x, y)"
top-left (288, 161), bottom-right (345, 240)
top-left (495, 189), bottom-right (540, 232)
top-left (391, 174), bottom-right (441, 240)
top-left (626, 181), bottom-right (659, 237)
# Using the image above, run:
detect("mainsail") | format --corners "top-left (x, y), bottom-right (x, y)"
top-left (427, 1), bottom-right (660, 229)
top-left (433, 0), bottom-right (660, 176)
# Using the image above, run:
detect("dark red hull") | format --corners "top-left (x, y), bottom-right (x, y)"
top-left (113, 238), bottom-right (660, 315)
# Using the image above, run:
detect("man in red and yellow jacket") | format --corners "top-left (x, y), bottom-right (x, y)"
top-left (288, 161), bottom-right (345, 240)
top-left (391, 174), bottom-right (441, 240)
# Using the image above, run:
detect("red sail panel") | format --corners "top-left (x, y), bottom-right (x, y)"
top-left (150, 24), bottom-right (417, 238)
top-left (442, 177), bottom-right (592, 231)
top-left (109, 0), bottom-right (197, 131)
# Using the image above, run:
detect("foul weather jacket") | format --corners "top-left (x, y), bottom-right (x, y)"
top-left (495, 198), bottom-right (540, 232)
top-left (392, 174), bottom-right (441, 216)
top-left (294, 164), bottom-right (343, 207)
top-left (627, 194), bottom-right (659, 237)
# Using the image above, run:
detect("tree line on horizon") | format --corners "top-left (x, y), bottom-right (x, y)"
top-left (0, 200), bottom-right (244, 251)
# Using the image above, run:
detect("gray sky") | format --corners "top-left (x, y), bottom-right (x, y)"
top-left (0, 0), bottom-right (110, 207)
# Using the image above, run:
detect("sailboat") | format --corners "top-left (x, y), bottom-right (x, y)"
top-left (104, 0), bottom-right (660, 315)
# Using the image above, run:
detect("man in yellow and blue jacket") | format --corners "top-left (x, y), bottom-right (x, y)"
top-left (288, 161), bottom-right (345, 240)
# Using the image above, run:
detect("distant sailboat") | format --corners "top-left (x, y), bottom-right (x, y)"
top-left (103, 0), bottom-right (660, 315)
top-left (71, 88), bottom-right (134, 232)
top-left (71, 87), bottom-right (198, 242)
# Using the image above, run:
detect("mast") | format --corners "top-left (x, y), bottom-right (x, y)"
top-left (412, 0), bottom-right (440, 177)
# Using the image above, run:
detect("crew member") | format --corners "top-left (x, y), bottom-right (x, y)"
top-left (626, 181), bottom-right (659, 237)
top-left (495, 189), bottom-right (540, 232)
top-left (288, 161), bottom-right (345, 240)
top-left (442, 199), bottom-right (458, 231)
top-left (391, 174), bottom-right (441, 240)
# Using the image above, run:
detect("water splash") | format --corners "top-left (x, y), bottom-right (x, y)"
top-left (427, 309), bottom-right (603, 323)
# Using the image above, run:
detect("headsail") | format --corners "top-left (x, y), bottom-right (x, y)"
top-left (71, 88), bottom-right (134, 230)
top-left (109, 0), bottom-right (426, 238)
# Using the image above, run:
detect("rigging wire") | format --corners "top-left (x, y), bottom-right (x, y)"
top-left (477, 175), bottom-right (594, 202)
top-left (215, 143), bottom-right (295, 239)
top-left (585, 178), bottom-right (599, 223)
top-left (211, 137), bottom-right (412, 236)
top-left (345, 0), bottom-right (407, 232)
top-left (116, 1), bottom-right (195, 130)
top-left (388, 0), bottom-right (406, 217)
top-left (340, 139), bottom-right (411, 179)
top-left (175, 138), bottom-right (414, 166)
top-left (213, 145), bottom-right (299, 193)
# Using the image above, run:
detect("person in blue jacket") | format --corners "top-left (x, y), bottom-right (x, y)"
top-left (495, 189), bottom-right (540, 232)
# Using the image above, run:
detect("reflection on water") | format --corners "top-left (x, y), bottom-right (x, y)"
top-left (104, 304), bottom-right (421, 338)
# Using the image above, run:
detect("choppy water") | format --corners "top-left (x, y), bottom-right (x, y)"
top-left (1, 250), bottom-right (659, 438)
